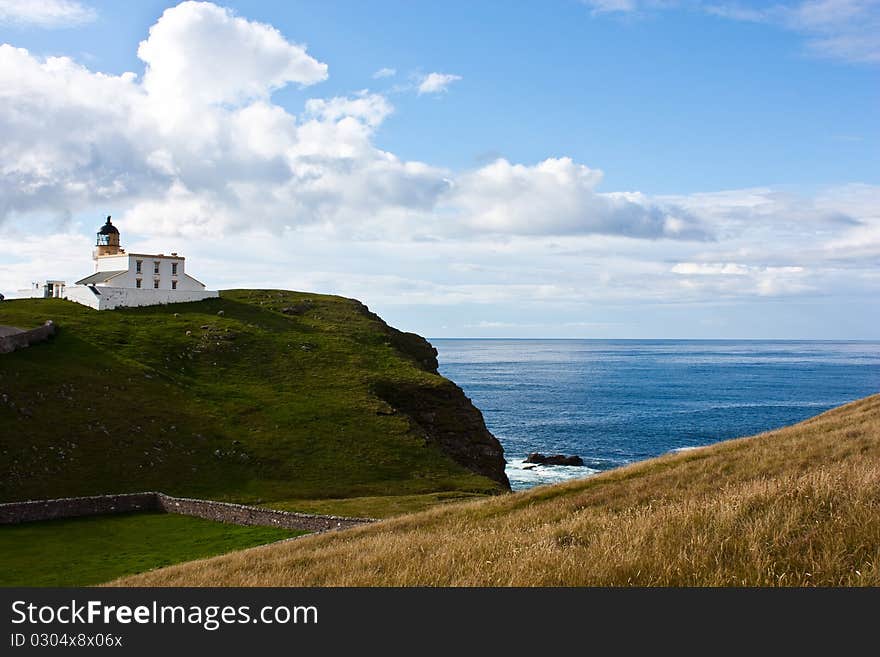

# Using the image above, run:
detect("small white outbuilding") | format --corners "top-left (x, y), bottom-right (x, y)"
top-left (64, 216), bottom-right (218, 310)
top-left (19, 280), bottom-right (67, 299)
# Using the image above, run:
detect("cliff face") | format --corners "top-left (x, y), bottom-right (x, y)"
top-left (373, 379), bottom-right (510, 488)
top-left (355, 303), bottom-right (509, 489)
top-left (0, 290), bottom-right (509, 505)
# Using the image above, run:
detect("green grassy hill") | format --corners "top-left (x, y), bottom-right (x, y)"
top-left (0, 291), bottom-right (508, 513)
top-left (114, 394), bottom-right (880, 587)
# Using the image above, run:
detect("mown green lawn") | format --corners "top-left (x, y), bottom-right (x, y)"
top-left (0, 512), bottom-right (304, 586)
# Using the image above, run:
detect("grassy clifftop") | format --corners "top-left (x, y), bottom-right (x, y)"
top-left (0, 291), bottom-right (508, 512)
top-left (115, 394), bottom-right (880, 587)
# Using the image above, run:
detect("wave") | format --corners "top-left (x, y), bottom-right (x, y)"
top-left (505, 459), bottom-right (600, 491)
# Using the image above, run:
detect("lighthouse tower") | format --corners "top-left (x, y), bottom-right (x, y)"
top-left (95, 216), bottom-right (122, 257)
top-left (61, 215), bottom-right (218, 310)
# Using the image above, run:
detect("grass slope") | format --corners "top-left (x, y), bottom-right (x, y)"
top-left (114, 394), bottom-right (880, 587)
top-left (0, 512), bottom-right (303, 586)
top-left (0, 291), bottom-right (503, 513)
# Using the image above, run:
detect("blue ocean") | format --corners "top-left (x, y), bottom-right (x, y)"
top-left (433, 340), bottom-right (880, 490)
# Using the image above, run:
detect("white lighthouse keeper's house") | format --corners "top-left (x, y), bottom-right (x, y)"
top-left (64, 216), bottom-right (218, 310)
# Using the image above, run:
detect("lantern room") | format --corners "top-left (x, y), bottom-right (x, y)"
top-left (95, 216), bottom-right (121, 256)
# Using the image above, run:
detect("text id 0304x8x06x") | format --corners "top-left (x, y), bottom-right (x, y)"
top-left (10, 633), bottom-right (123, 648)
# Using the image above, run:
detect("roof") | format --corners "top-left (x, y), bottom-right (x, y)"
top-left (98, 216), bottom-right (119, 235)
top-left (75, 270), bottom-right (127, 285)
top-left (125, 253), bottom-right (186, 260)
top-left (182, 273), bottom-right (207, 288)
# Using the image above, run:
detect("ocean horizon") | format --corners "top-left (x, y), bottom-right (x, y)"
top-left (433, 339), bottom-right (880, 490)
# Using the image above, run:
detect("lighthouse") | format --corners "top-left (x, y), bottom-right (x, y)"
top-left (61, 216), bottom-right (219, 310)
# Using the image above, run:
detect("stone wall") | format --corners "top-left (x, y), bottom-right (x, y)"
top-left (0, 492), bottom-right (374, 533)
top-left (0, 492), bottom-right (158, 523)
top-left (0, 320), bottom-right (56, 355)
top-left (154, 494), bottom-right (372, 532)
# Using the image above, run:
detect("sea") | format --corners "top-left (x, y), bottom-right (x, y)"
top-left (433, 340), bottom-right (880, 491)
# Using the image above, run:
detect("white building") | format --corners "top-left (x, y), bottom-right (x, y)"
top-left (64, 216), bottom-right (218, 310)
top-left (20, 280), bottom-right (67, 299)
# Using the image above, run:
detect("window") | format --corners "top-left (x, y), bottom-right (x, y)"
top-left (136, 260), bottom-right (142, 274)
top-left (153, 261), bottom-right (160, 274)
top-left (136, 279), bottom-right (142, 289)
top-left (154, 279), bottom-right (160, 289)
top-left (171, 262), bottom-right (178, 275)
top-left (171, 280), bottom-right (177, 290)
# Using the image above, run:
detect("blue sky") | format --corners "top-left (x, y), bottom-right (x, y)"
top-left (1, 1), bottom-right (878, 338)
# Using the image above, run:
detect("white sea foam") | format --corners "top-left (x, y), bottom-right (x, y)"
top-left (668, 445), bottom-right (707, 453)
top-left (505, 459), bottom-right (599, 491)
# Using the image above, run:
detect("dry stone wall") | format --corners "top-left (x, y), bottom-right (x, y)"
top-left (0, 492), bottom-right (156, 523)
top-left (154, 494), bottom-right (372, 532)
top-left (0, 492), bottom-right (374, 533)
top-left (0, 320), bottom-right (55, 354)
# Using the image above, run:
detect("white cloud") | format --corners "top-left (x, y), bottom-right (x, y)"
top-left (0, 3), bottom-right (704, 243)
top-left (417, 72), bottom-right (462, 94)
top-left (443, 158), bottom-right (708, 239)
top-left (0, 44), bottom-right (151, 220)
top-left (0, 0), bottom-right (94, 27)
top-left (671, 262), bottom-right (812, 297)
top-left (304, 91), bottom-right (393, 128)
top-left (138, 1), bottom-right (327, 110)
top-left (372, 67), bottom-right (396, 79)
top-left (671, 262), bottom-right (752, 275)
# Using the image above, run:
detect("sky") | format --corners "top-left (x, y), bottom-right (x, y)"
top-left (0, 0), bottom-right (878, 339)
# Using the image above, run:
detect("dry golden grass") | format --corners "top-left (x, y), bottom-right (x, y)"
top-left (112, 394), bottom-right (880, 587)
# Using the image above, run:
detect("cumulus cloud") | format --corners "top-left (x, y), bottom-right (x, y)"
top-left (372, 67), bottom-right (396, 78)
top-left (0, 44), bottom-right (151, 220)
top-left (138, 1), bottom-right (327, 109)
top-left (417, 72), bottom-right (462, 94)
top-left (0, 2), bottom-right (706, 242)
top-left (443, 158), bottom-right (708, 239)
top-left (0, 0), bottom-right (94, 27)
top-left (304, 91), bottom-right (393, 128)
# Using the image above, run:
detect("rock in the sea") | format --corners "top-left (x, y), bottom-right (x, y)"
top-left (525, 453), bottom-right (584, 466)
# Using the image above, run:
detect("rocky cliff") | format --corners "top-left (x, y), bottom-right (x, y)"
top-left (354, 303), bottom-right (508, 488)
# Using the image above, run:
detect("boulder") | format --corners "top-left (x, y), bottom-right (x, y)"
top-left (280, 302), bottom-right (312, 315)
top-left (524, 453), bottom-right (584, 466)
